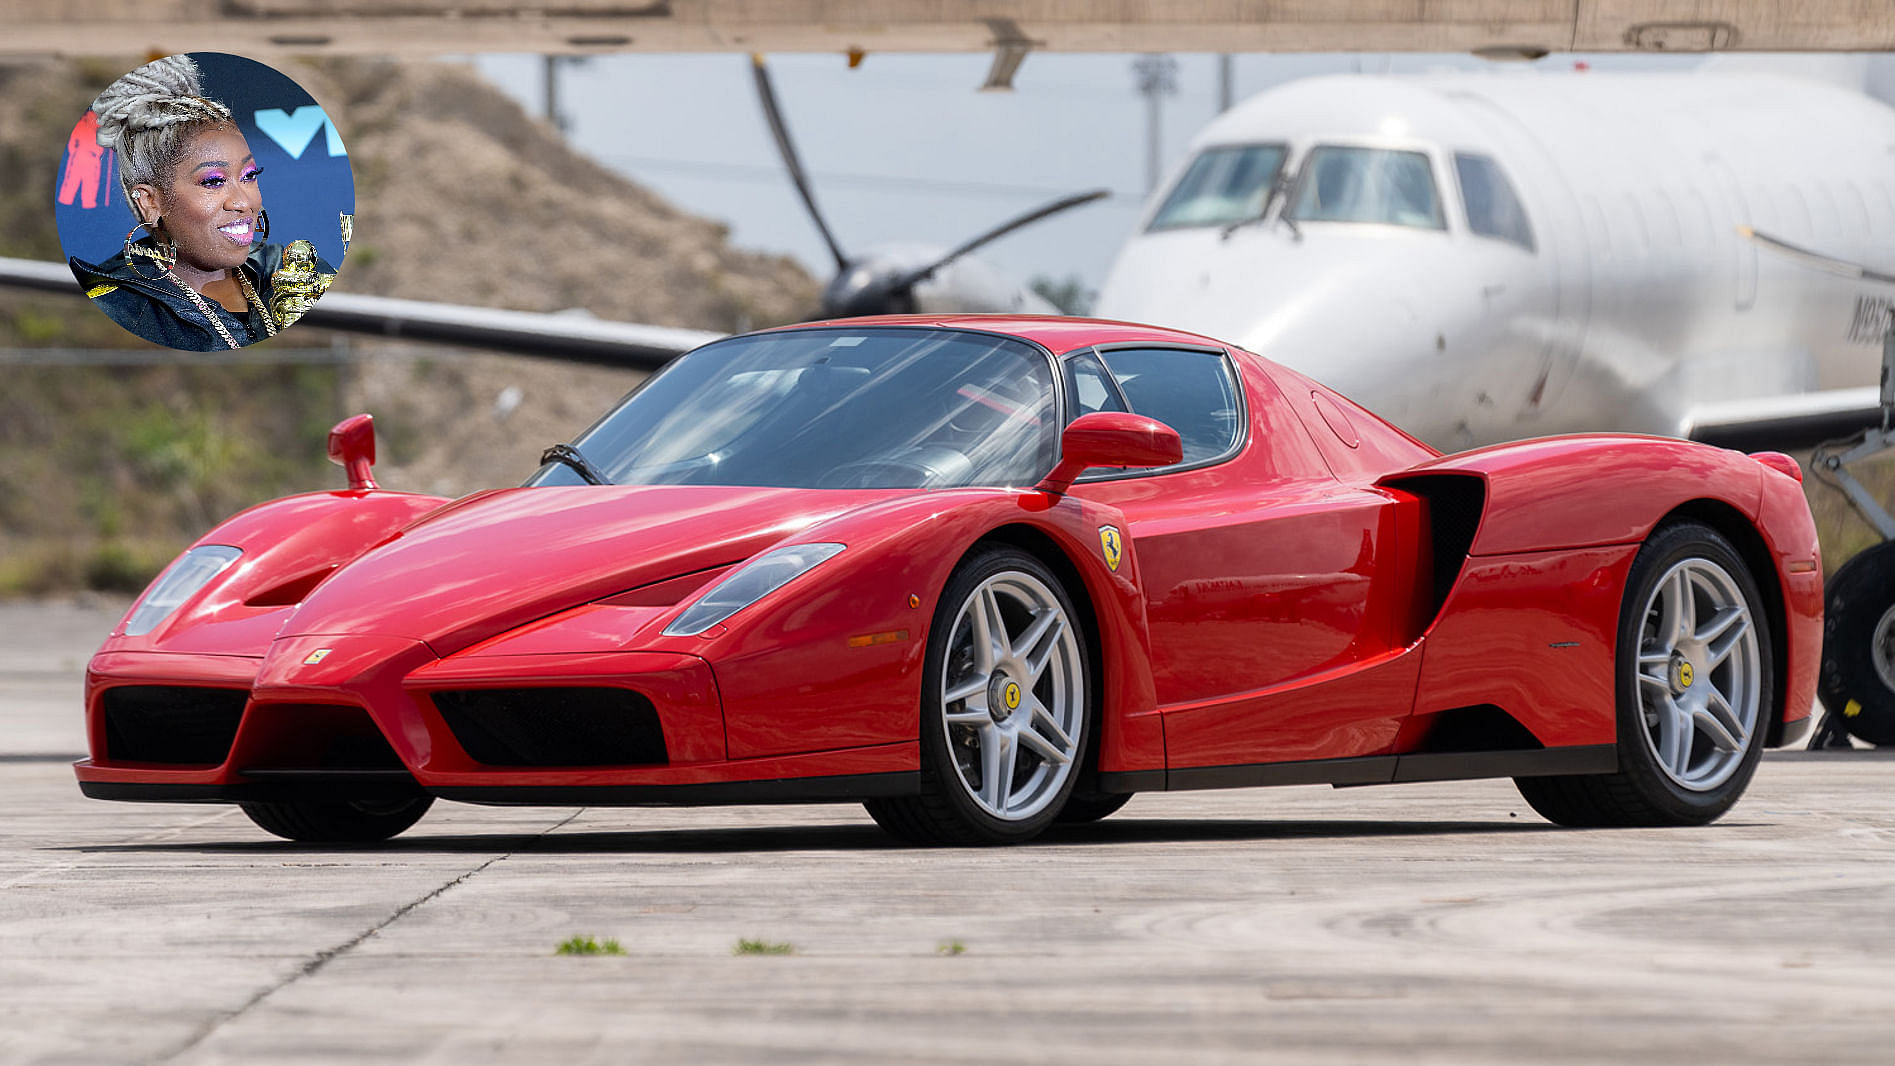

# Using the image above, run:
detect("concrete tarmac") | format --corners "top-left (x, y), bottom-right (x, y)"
top-left (4, 600), bottom-right (1895, 1065)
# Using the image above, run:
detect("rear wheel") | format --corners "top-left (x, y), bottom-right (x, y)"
top-left (865, 547), bottom-right (1089, 845)
top-left (1816, 540), bottom-right (1895, 746)
top-left (1517, 521), bottom-right (1771, 827)
top-left (240, 795), bottom-right (433, 843)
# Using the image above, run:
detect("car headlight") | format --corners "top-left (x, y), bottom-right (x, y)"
top-left (663, 543), bottom-right (845, 637)
top-left (123, 545), bottom-right (243, 636)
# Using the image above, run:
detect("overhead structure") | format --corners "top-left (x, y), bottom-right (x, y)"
top-left (7, 1), bottom-right (1892, 60)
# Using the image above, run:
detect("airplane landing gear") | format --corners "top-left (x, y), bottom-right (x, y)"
top-left (1808, 316), bottom-right (1895, 748)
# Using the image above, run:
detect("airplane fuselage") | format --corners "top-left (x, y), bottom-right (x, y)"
top-left (1097, 72), bottom-right (1895, 450)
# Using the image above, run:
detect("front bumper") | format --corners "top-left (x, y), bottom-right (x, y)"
top-left (77, 638), bottom-right (916, 805)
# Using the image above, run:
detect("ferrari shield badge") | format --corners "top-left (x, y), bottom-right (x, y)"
top-left (1099, 525), bottom-right (1123, 572)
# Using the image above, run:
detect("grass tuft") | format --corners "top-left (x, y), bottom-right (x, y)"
top-left (937, 940), bottom-right (967, 956)
top-left (733, 937), bottom-right (795, 956)
top-left (555, 934), bottom-right (625, 956)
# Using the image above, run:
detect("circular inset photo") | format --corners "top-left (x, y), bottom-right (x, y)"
top-left (55, 52), bottom-right (355, 351)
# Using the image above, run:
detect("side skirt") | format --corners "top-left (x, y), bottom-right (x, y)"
top-left (1098, 745), bottom-right (1618, 794)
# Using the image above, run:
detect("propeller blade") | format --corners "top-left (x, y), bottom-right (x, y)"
top-left (1740, 226), bottom-right (1895, 286)
top-left (888, 188), bottom-right (1111, 294)
top-left (751, 54), bottom-right (850, 273)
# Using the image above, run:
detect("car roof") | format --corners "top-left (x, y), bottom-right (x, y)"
top-left (773, 314), bottom-right (1240, 357)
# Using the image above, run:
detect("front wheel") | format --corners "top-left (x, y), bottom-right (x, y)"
top-left (1517, 521), bottom-right (1772, 827)
top-left (865, 547), bottom-right (1090, 845)
top-left (240, 795), bottom-right (434, 843)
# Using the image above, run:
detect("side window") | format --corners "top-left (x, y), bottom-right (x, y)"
top-left (1065, 351), bottom-right (1129, 416)
top-left (1098, 348), bottom-right (1242, 465)
top-left (1454, 152), bottom-right (1535, 252)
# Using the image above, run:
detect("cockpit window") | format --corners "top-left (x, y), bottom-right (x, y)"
top-left (1287, 146), bottom-right (1445, 230)
top-left (1146, 144), bottom-right (1288, 230)
top-left (1454, 152), bottom-right (1535, 251)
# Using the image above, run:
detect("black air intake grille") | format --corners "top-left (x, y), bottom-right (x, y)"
top-left (102, 685), bottom-right (249, 764)
top-left (432, 687), bottom-right (669, 767)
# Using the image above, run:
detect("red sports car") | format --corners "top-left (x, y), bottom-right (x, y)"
top-left (77, 316), bottom-right (1822, 844)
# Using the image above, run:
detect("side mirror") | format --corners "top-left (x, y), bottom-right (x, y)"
top-left (327, 413), bottom-right (379, 491)
top-left (1036, 412), bottom-right (1183, 496)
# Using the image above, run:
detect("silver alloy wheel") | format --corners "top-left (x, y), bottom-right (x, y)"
top-left (1633, 557), bottom-right (1763, 791)
top-left (938, 569), bottom-right (1085, 821)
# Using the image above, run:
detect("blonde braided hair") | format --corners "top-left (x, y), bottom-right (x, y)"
top-left (91, 55), bottom-right (236, 221)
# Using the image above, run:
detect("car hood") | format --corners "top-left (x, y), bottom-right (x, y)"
top-left (278, 484), bottom-right (886, 654)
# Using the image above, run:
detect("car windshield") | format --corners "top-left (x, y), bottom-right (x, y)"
top-left (1287, 146), bottom-right (1445, 230)
top-left (1146, 144), bottom-right (1288, 230)
top-left (525, 327), bottom-right (1058, 490)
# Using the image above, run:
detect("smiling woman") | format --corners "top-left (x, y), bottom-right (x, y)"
top-left (60, 54), bottom-right (347, 351)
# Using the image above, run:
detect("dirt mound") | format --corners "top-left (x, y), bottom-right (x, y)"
top-left (300, 58), bottom-right (816, 330)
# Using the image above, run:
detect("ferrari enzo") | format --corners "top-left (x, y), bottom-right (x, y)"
top-left (76, 316), bottom-right (1822, 844)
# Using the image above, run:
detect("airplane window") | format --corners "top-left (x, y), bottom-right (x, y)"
top-left (1453, 153), bottom-right (1535, 251)
top-left (1097, 348), bottom-right (1241, 465)
top-left (1288, 146), bottom-right (1445, 230)
top-left (1146, 144), bottom-right (1288, 230)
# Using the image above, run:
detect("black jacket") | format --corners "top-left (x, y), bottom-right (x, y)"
top-left (69, 241), bottom-right (332, 352)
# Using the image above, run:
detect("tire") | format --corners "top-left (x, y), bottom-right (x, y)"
top-left (864, 546), bottom-right (1091, 845)
top-left (240, 795), bottom-right (434, 843)
top-left (1817, 540), bottom-right (1895, 746)
top-left (1055, 791), bottom-right (1132, 824)
top-left (1516, 521), bottom-right (1772, 827)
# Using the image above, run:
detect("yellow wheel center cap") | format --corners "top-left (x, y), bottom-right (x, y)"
top-left (1003, 681), bottom-right (1022, 711)
top-left (1676, 661), bottom-right (1695, 689)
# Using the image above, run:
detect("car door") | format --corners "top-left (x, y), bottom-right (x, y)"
top-left (1070, 346), bottom-right (1426, 768)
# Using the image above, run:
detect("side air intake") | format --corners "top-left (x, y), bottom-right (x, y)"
top-left (1385, 474), bottom-right (1486, 619)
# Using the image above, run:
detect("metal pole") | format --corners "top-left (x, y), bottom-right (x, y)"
top-left (1218, 54), bottom-right (1233, 113)
top-left (1133, 55), bottom-right (1179, 197)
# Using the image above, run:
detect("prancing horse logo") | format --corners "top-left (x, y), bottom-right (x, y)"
top-left (1099, 525), bottom-right (1123, 572)
top-left (303, 648), bottom-right (333, 665)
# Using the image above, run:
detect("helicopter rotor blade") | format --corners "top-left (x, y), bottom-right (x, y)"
top-left (1740, 226), bottom-right (1895, 286)
top-left (888, 188), bottom-right (1112, 295)
top-left (751, 53), bottom-right (850, 273)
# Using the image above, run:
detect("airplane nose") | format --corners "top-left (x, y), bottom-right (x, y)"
top-left (1096, 228), bottom-right (1477, 445)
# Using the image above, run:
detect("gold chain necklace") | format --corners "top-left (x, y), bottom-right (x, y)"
top-left (129, 242), bottom-right (280, 350)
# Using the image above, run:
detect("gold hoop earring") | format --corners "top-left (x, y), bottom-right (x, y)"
top-left (124, 219), bottom-right (177, 281)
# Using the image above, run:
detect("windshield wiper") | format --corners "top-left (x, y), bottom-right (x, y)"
top-left (540, 443), bottom-right (612, 486)
top-left (1221, 172), bottom-right (1300, 241)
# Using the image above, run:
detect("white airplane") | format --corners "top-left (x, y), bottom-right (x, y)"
top-left (1096, 66), bottom-right (1895, 749)
top-left (1095, 68), bottom-right (1895, 454)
